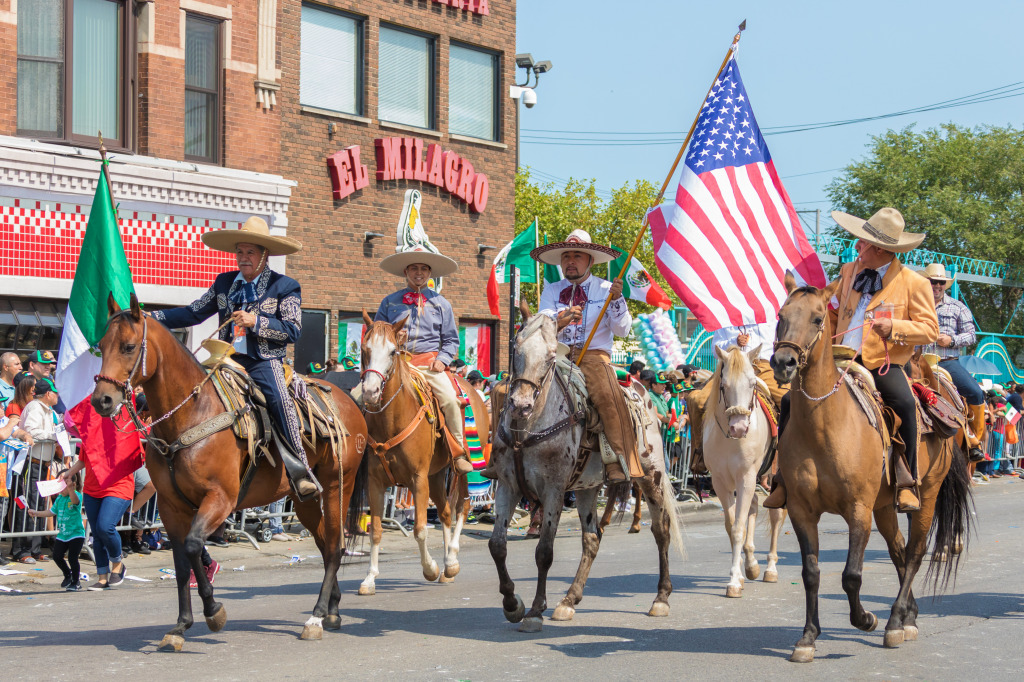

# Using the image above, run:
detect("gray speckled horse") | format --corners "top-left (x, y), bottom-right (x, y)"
top-left (487, 314), bottom-right (684, 633)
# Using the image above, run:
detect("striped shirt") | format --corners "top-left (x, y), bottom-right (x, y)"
top-left (934, 294), bottom-right (976, 359)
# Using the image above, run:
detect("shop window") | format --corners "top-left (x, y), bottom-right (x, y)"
top-left (378, 24), bottom-right (435, 130)
top-left (16, 0), bottom-right (133, 149)
top-left (184, 14), bottom-right (222, 163)
top-left (458, 321), bottom-right (494, 376)
top-left (449, 43), bottom-right (498, 141)
top-left (300, 4), bottom-right (362, 115)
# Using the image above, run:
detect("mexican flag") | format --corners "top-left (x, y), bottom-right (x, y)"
top-left (1005, 403), bottom-right (1021, 426)
top-left (486, 218), bottom-right (538, 317)
top-left (542, 233), bottom-right (562, 285)
top-left (55, 164), bottom-right (135, 410)
top-left (607, 248), bottom-right (673, 310)
top-left (337, 321), bottom-right (364, 368)
top-left (458, 324), bottom-right (491, 376)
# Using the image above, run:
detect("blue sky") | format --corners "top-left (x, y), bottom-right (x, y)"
top-left (515, 0), bottom-right (1024, 232)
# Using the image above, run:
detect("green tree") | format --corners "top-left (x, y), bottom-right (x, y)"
top-left (513, 168), bottom-right (677, 316)
top-left (827, 124), bottom-right (1024, 353)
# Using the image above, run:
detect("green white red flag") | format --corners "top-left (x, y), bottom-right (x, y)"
top-left (486, 218), bottom-right (538, 317)
top-left (607, 248), bottom-right (673, 310)
top-left (55, 164), bottom-right (135, 409)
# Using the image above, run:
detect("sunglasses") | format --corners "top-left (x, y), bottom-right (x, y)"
top-left (929, 280), bottom-right (947, 287)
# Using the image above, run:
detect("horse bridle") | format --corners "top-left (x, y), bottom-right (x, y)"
top-left (771, 316), bottom-right (824, 373)
top-left (358, 326), bottom-right (405, 415)
top-left (95, 313), bottom-right (149, 397)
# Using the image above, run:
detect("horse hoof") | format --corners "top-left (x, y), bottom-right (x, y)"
top-left (745, 563), bottom-right (761, 581)
top-left (647, 601), bottom-right (670, 617)
top-left (518, 616), bottom-right (543, 633)
top-left (883, 629), bottom-right (905, 648)
top-left (860, 612), bottom-right (878, 632)
top-left (300, 626), bottom-right (323, 640)
top-left (903, 625), bottom-right (918, 641)
top-left (438, 572), bottom-right (455, 583)
top-left (551, 603), bottom-right (576, 621)
top-left (790, 646), bottom-right (815, 663)
top-left (628, 525), bottom-right (641, 534)
top-left (357, 583), bottom-right (376, 596)
top-left (725, 585), bottom-right (743, 598)
top-left (503, 595), bottom-right (526, 623)
top-left (444, 562), bottom-right (461, 579)
top-left (205, 604), bottom-right (227, 633)
top-left (423, 562), bottom-right (440, 582)
top-left (323, 615), bottom-right (342, 630)
top-left (764, 570), bottom-right (778, 583)
top-left (158, 634), bottom-right (185, 652)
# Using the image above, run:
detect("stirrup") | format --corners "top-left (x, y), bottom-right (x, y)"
top-left (762, 475), bottom-right (787, 509)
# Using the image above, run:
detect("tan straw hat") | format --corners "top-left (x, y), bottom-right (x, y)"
top-left (201, 216), bottom-right (301, 256)
top-left (529, 229), bottom-right (619, 266)
top-left (380, 244), bottom-right (459, 278)
top-left (830, 207), bottom-right (925, 253)
top-left (922, 263), bottom-right (952, 290)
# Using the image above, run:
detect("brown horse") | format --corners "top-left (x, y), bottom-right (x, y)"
top-left (771, 273), bottom-right (972, 662)
top-left (91, 294), bottom-right (367, 651)
top-left (356, 313), bottom-right (489, 594)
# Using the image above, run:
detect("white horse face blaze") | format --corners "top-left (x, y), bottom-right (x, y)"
top-left (361, 334), bottom-right (396, 406)
top-left (722, 350), bottom-right (757, 439)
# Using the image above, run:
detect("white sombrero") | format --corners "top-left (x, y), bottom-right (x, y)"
top-left (201, 216), bottom-right (301, 256)
top-left (921, 263), bottom-right (953, 290)
top-left (529, 229), bottom-right (619, 266)
top-left (380, 244), bottom-right (459, 278)
top-left (831, 207), bottom-right (925, 253)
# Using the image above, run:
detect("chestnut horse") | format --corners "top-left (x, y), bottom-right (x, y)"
top-left (771, 273), bottom-right (972, 663)
top-left (356, 313), bottom-right (489, 594)
top-left (92, 294), bottom-right (367, 651)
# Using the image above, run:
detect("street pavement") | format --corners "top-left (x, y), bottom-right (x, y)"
top-left (2, 478), bottom-right (1023, 681)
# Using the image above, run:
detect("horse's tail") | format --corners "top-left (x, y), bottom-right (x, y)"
top-left (345, 452), bottom-right (370, 543)
top-left (660, 468), bottom-right (686, 562)
top-left (926, 440), bottom-right (974, 593)
top-left (605, 481), bottom-right (631, 526)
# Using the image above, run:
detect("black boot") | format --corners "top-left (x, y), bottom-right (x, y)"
top-left (279, 444), bottom-right (320, 501)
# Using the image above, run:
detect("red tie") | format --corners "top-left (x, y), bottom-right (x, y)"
top-left (403, 292), bottom-right (426, 306)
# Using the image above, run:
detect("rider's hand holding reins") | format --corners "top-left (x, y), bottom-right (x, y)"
top-left (231, 310), bottom-right (257, 328)
top-left (871, 318), bottom-right (893, 338)
top-left (557, 307), bottom-right (583, 330)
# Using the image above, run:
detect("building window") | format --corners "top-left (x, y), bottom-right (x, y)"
top-left (300, 4), bottom-right (362, 115)
top-left (16, 0), bottom-right (132, 148)
top-left (337, 314), bottom-right (365, 369)
top-left (449, 44), bottom-right (498, 141)
top-left (184, 14), bottom-right (222, 163)
top-left (378, 25), bottom-right (435, 130)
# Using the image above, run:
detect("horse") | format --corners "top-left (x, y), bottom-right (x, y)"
top-left (90, 294), bottom-right (367, 651)
top-left (356, 312), bottom-right (489, 594)
top-left (703, 344), bottom-right (788, 597)
top-left (487, 314), bottom-right (684, 633)
top-left (771, 272), bottom-right (972, 662)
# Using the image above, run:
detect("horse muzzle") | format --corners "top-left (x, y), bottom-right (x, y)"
top-left (727, 415), bottom-right (751, 439)
top-left (91, 387), bottom-right (123, 417)
top-left (771, 351), bottom-right (798, 385)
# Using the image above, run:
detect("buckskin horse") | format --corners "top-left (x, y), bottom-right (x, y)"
top-left (488, 314), bottom-right (684, 633)
top-left (703, 344), bottom-right (787, 598)
top-left (91, 294), bottom-right (367, 651)
top-left (771, 273), bottom-right (972, 662)
top-left (356, 312), bottom-right (489, 594)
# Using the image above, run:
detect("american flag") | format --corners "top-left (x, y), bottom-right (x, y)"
top-left (648, 58), bottom-right (826, 331)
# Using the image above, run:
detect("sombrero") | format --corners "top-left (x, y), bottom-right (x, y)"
top-left (380, 244), bottom-right (459, 278)
top-left (529, 229), bottom-right (619, 266)
top-left (922, 263), bottom-right (952, 290)
top-left (202, 216), bottom-right (301, 256)
top-left (830, 208), bottom-right (924, 253)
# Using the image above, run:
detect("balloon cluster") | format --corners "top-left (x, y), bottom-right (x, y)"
top-left (632, 310), bottom-right (685, 372)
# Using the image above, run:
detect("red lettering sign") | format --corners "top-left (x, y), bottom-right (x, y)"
top-left (374, 138), bottom-right (402, 181)
top-left (431, 0), bottom-right (488, 15)
top-left (327, 145), bottom-right (369, 200)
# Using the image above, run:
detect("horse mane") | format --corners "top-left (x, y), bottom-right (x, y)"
top-left (109, 311), bottom-right (206, 375)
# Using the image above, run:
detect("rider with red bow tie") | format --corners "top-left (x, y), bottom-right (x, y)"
top-left (373, 245), bottom-right (474, 475)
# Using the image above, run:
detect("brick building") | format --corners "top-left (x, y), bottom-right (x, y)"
top-left (0, 0), bottom-right (292, 354)
top-left (0, 0), bottom-right (515, 375)
top-left (278, 0), bottom-right (515, 375)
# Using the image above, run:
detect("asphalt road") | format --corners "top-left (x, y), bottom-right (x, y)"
top-left (2, 478), bottom-right (1023, 681)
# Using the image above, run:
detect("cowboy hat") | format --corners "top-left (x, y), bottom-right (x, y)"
top-left (380, 244), bottom-right (459, 278)
top-left (922, 263), bottom-right (952, 290)
top-left (529, 229), bottom-right (619, 266)
top-left (201, 216), bottom-right (301, 256)
top-left (830, 207), bottom-right (925, 253)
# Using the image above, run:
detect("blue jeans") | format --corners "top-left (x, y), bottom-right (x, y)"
top-left (83, 494), bottom-right (131, 575)
top-left (938, 359), bottom-right (985, 405)
top-left (269, 499), bottom-right (285, 534)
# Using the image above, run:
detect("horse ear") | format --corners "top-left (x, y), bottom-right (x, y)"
top-left (784, 270), bottom-right (798, 293)
top-left (129, 292), bottom-right (142, 321)
top-left (107, 292), bottom-right (122, 316)
top-left (747, 343), bottom-right (762, 362)
top-left (395, 328), bottom-right (408, 348)
top-left (361, 308), bottom-right (373, 328)
top-left (714, 344), bottom-right (727, 362)
top-left (822, 277), bottom-right (842, 302)
top-left (518, 299), bottom-right (532, 322)
top-left (392, 315), bottom-right (407, 334)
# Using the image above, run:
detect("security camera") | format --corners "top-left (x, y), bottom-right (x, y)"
top-left (522, 89), bottom-right (537, 108)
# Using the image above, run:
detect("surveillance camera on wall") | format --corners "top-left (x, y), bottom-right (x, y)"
top-left (522, 89), bottom-right (537, 108)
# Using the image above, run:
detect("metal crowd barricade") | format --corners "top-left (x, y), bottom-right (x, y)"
top-left (665, 426), bottom-right (701, 502)
top-left (985, 420), bottom-right (1023, 475)
top-left (0, 440), bottom-right (61, 554)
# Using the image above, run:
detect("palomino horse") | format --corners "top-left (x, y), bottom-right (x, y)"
top-left (771, 273), bottom-right (972, 662)
top-left (356, 313), bottom-right (489, 594)
top-left (92, 294), bottom-right (367, 651)
top-left (488, 314), bottom-right (684, 632)
top-left (704, 345), bottom-right (787, 598)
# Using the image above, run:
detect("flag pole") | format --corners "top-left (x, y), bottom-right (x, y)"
top-left (534, 216), bottom-right (540, 301)
top-left (575, 20), bottom-right (746, 366)
top-left (97, 133), bottom-right (121, 227)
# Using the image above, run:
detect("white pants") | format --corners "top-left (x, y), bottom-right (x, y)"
top-left (420, 369), bottom-right (465, 445)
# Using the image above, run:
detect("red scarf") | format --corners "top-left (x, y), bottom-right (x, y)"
top-left (557, 283), bottom-right (586, 307)
top-left (403, 292), bottom-right (426, 306)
